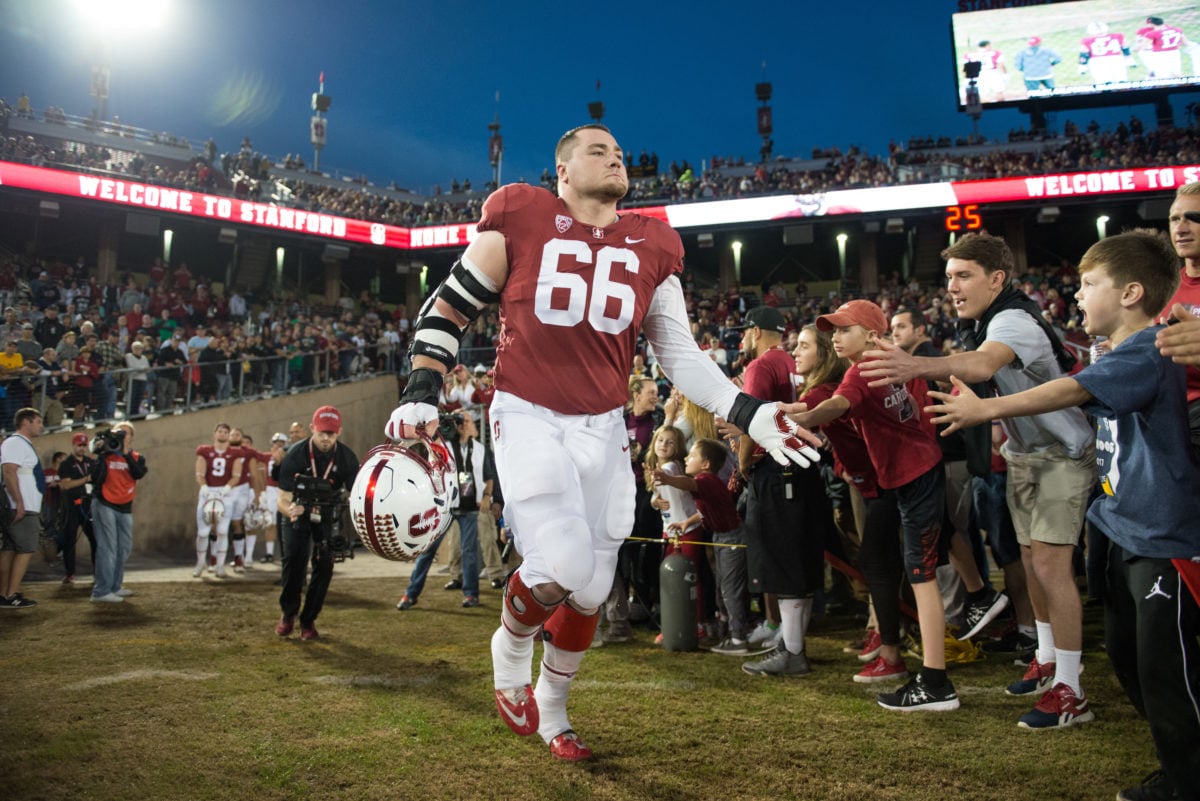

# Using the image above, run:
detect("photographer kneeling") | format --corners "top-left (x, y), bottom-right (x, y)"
top-left (274, 405), bottom-right (359, 641)
top-left (90, 422), bottom-right (148, 603)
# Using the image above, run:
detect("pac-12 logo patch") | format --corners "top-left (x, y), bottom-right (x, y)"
top-left (555, 215), bottom-right (572, 233)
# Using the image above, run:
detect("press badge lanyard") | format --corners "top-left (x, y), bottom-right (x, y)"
top-left (308, 439), bottom-right (335, 481)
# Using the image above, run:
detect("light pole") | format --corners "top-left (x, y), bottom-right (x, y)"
top-left (731, 240), bottom-right (743, 285)
top-left (1096, 215), bottom-right (1109, 240)
top-left (836, 233), bottom-right (848, 281)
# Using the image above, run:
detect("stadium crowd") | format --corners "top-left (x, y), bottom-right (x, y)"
top-left (3, 94), bottom-right (1195, 228)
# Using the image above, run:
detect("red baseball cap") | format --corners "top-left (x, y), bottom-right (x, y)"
top-left (816, 299), bottom-right (889, 335)
top-left (311, 405), bottom-right (342, 433)
top-left (1028, 36), bottom-right (1042, 46)
top-left (72, 433), bottom-right (89, 446)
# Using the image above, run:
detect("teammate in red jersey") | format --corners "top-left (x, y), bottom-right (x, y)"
top-left (386, 124), bottom-right (821, 761)
top-left (1079, 22), bottom-right (1132, 85)
top-left (193, 422), bottom-right (243, 577)
top-left (964, 40), bottom-right (1009, 102)
top-left (1137, 16), bottom-right (1190, 78)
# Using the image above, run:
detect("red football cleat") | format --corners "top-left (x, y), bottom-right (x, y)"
top-left (494, 685), bottom-right (538, 736)
top-left (549, 730), bottom-right (593, 761)
top-left (275, 615), bottom-right (295, 636)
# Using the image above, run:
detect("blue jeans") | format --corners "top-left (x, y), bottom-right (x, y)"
top-left (455, 512), bottom-right (480, 598)
top-left (971, 472), bottom-right (1020, 568)
top-left (100, 374), bottom-right (117, 419)
top-left (91, 503), bottom-right (131, 597)
top-left (403, 513), bottom-right (480, 599)
top-left (403, 529), bottom-right (448, 600)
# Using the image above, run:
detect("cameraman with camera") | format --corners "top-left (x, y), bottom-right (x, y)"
top-left (274, 405), bottom-right (359, 641)
top-left (89, 422), bottom-right (148, 603)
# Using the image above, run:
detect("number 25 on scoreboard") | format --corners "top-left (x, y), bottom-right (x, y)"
top-left (944, 204), bottom-right (982, 232)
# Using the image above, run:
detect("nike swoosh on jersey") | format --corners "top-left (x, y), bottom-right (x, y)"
top-left (625, 237), bottom-right (645, 244)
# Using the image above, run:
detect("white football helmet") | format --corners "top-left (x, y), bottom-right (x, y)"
top-left (349, 433), bottom-right (458, 562)
top-left (202, 493), bottom-right (225, 526)
top-left (244, 500), bottom-right (271, 531)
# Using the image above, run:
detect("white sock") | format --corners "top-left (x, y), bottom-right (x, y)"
top-left (1054, 648), bottom-right (1083, 694)
top-left (245, 534), bottom-right (257, 561)
top-left (265, 540), bottom-right (275, 556)
top-left (232, 538), bottom-right (245, 559)
top-left (215, 534), bottom-right (228, 568)
top-left (778, 597), bottom-right (811, 655)
top-left (195, 536), bottom-right (209, 566)
top-left (535, 642), bottom-right (586, 743)
top-left (1035, 620), bottom-right (1055, 665)
top-left (491, 626), bottom-right (536, 690)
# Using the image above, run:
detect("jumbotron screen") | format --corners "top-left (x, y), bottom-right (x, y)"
top-left (951, 0), bottom-right (1200, 109)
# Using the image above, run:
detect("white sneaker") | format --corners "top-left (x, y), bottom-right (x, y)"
top-left (192, 565), bottom-right (205, 578)
top-left (215, 565), bottom-right (227, 578)
top-left (115, 588), bottom-right (135, 597)
top-left (747, 620), bottom-right (781, 648)
top-left (91, 593), bottom-right (124, 603)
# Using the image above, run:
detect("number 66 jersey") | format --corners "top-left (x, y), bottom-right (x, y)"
top-left (480, 183), bottom-right (683, 415)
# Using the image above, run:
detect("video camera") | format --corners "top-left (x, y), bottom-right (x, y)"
top-left (438, 411), bottom-right (464, 441)
top-left (293, 474), bottom-right (354, 561)
top-left (91, 428), bottom-right (126, 455)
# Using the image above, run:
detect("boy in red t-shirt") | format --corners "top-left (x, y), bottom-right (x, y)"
top-left (653, 438), bottom-right (750, 654)
top-left (789, 300), bottom-right (956, 712)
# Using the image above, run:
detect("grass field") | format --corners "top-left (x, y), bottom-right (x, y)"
top-left (0, 562), bottom-right (1161, 801)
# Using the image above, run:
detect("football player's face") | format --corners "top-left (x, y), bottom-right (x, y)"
top-left (1168, 193), bottom-right (1200, 262)
top-left (945, 258), bottom-right (1004, 321)
top-left (214, 425), bottom-right (230, 444)
top-left (558, 128), bottom-right (627, 203)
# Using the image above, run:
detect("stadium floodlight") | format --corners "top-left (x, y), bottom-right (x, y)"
top-left (74, 0), bottom-right (169, 33)
top-left (1096, 215), bottom-right (1109, 240)
top-left (731, 240), bottom-right (743, 283)
top-left (836, 233), bottom-right (848, 279)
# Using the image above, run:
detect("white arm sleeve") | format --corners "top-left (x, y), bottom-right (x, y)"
top-left (642, 276), bottom-right (741, 418)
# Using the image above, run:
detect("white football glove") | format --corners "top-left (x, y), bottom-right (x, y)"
top-left (747, 403), bottom-right (821, 469)
top-left (385, 402), bottom-right (439, 441)
top-left (386, 366), bottom-right (443, 440)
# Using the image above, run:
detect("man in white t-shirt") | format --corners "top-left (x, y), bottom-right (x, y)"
top-left (0, 407), bottom-right (45, 609)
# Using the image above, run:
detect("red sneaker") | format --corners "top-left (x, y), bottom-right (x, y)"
top-left (494, 685), bottom-right (538, 736)
top-left (234, 556), bottom-right (245, 570)
top-left (1018, 682), bottom-right (1095, 730)
top-left (275, 615), bottom-right (295, 636)
top-left (549, 730), bottom-right (593, 762)
top-left (1006, 658), bottom-right (1055, 696)
top-left (300, 626), bottom-right (319, 641)
top-left (853, 655), bottom-right (909, 684)
top-left (858, 629), bottom-right (882, 662)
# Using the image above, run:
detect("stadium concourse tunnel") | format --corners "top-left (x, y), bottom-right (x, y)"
top-left (36, 374), bottom-right (395, 560)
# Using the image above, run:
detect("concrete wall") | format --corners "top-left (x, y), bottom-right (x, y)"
top-left (38, 375), bottom-right (398, 558)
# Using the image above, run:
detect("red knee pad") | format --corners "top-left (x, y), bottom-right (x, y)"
top-left (543, 604), bottom-right (600, 653)
top-left (503, 571), bottom-right (560, 629)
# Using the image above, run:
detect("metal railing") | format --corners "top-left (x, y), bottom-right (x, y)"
top-left (5, 343), bottom-right (407, 433)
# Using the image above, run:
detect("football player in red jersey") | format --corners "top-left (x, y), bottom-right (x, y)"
top-left (387, 124), bottom-right (821, 761)
top-left (193, 422), bottom-right (243, 577)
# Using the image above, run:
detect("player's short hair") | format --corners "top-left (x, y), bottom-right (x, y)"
top-left (556, 123), bottom-right (613, 164)
top-left (691, 438), bottom-right (727, 473)
top-left (1176, 181), bottom-right (1200, 198)
top-left (941, 231), bottom-right (1015, 277)
top-left (1148, 16), bottom-right (1164, 25)
top-left (214, 422), bottom-right (231, 432)
top-left (1078, 228), bottom-right (1180, 317)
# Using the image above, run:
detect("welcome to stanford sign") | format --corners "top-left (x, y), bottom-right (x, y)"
top-left (1, 160), bottom-right (1192, 251)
